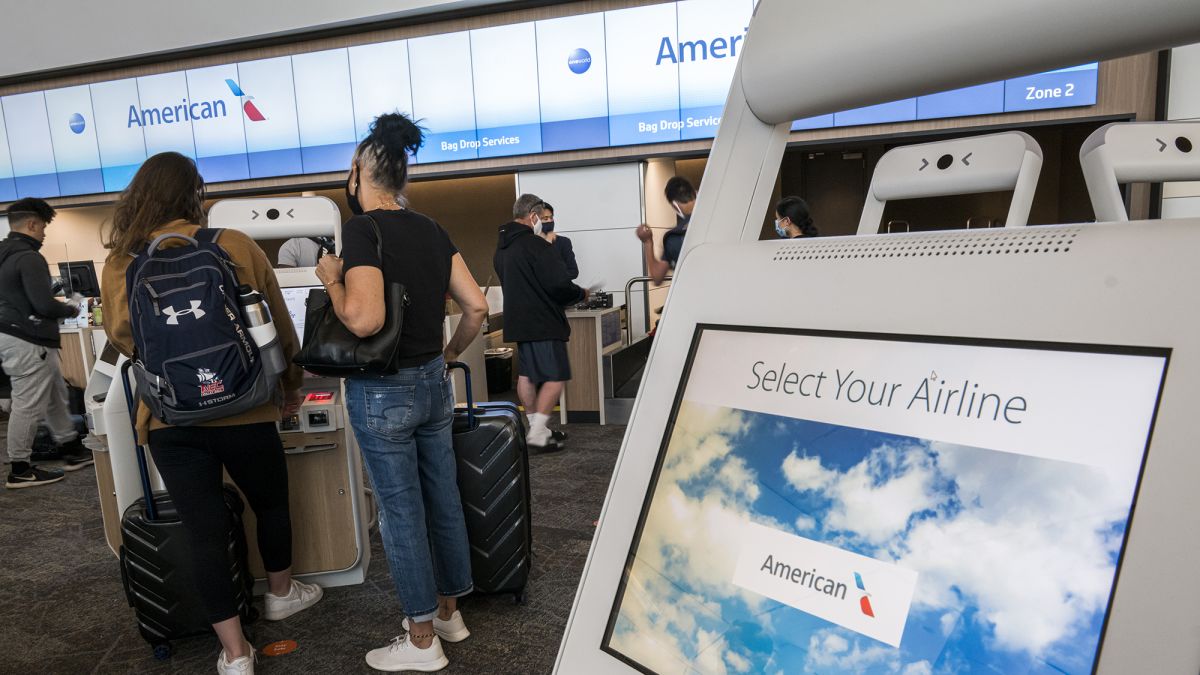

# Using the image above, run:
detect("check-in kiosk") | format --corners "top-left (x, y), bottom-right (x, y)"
top-left (556, 1), bottom-right (1200, 673)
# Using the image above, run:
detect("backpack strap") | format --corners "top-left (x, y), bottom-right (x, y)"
top-left (193, 227), bottom-right (224, 245)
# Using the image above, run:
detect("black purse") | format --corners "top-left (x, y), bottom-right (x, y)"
top-left (293, 215), bottom-right (409, 377)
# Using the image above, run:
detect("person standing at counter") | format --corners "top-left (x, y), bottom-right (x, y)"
top-left (314, 113), bottom-right (488, 673)
top-left (538, 202), bottom-right (579, 280)
top-left (494, 194), bottom-right (587, 453)
top-left (277, 236), bottom-right (334, 268)
top-left (101, 153), bottom-right (322, 675)
top-left (774, 196), bottom-right (819, 239)
top-left (0, 198), bottom-right (93, 489)
top-left (635, 176), bottom-right (696, 284)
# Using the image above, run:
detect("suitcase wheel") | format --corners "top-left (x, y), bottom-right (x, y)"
top-left (152, 642), bottom-right (171, 660)
top-left (514, 588), bottom-right (528, 605)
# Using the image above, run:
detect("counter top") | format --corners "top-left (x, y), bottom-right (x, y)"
top-left (565, 306), bottom-right (622, 318)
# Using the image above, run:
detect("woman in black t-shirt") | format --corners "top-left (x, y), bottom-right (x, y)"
top-left (315, 114), bottom-right (488, 673)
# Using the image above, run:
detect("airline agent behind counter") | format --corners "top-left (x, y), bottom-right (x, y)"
top-left (635, 176), bottom-right (697, 285)
top-left (774, 196), bottom-right (819, 239)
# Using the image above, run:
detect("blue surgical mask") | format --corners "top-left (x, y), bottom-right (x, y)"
top-left (774, 218), bottom-right (788, 238)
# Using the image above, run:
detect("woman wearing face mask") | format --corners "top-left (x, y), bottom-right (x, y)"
top-left (314, 113), bottom-right (489, 672)
top-left (774, 196), bottom-right (819, 239)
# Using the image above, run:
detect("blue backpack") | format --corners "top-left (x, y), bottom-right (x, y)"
top-left (126, 229), bottom-right (277, 426)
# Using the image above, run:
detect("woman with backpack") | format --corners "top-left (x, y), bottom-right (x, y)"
top-left (313, 113), bottom-right (488, 672)
top-left (101, 152), bottom-right (322, 675)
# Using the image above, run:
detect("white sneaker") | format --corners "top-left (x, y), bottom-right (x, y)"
top-left (402, 610), bottom-right (471, 643)
top-left (264, 578), bottom-right (323, 621)
top-left (216, 644), bottom-right (256, 674)
top-left (365, 634), bottom-right (449, 672)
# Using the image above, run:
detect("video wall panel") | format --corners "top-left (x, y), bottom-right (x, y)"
top-left (0, 0), bottom-right (1099, 200)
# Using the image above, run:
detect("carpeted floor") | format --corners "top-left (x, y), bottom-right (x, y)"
top-left (0, 419), bottom-right (625, 674)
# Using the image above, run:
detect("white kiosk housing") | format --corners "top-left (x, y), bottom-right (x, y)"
top-left (556, 1), bottom-right (1200, 673)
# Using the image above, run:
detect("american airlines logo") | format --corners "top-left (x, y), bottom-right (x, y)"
top-left (854, 572), bottom-right (875, 618)
top-left (732, 521), bottom-right (917, 648)
top-left (224, 79), bottom-right (266, 122)
top-left (125, 78), bottom-right (265, 128)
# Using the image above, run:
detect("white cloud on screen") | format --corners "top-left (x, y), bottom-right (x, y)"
top-left (725, 650), bottom-right (753, 673)
top-left (805, 628), bottom-right (898, 671)
top-left (612, 402), bottom-right (772, 673)
top-left (901, 660), bottom-right (934, 675)
top-left (782, 437), bottom-right (1133, 659)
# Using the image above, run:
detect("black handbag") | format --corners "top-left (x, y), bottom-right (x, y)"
top-left (293, 216), bottom-right (409, 377)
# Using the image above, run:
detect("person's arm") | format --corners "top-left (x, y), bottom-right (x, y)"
top-left (100, 256), bottom-right (135, 357)
top-left (532, 243), bottom-right (586, 306)
top-left (444, 254), bottom-right (488, 362)
top-left (18, 255), bottom-right (77, 320)
top-left (636, 224), bottom-right (671, 284)
top-left (316, 217), bottom-right (385, 338)
top-left (559, 237), bottom-right (579, 280)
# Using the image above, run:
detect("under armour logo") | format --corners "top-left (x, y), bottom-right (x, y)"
top-left (163, 300), bottom-right (206, 325)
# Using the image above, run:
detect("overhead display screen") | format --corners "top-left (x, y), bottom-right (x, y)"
top-left (0, 0), bottom-right (1098, 201)
top-left (604, 326), bottom-right (1165, 674)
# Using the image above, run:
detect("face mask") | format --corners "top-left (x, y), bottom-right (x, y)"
top-left (345, 167), bottom-right (364, 216)
top-left (532, 216), bottom-right (543, 237)
top-left (774, 218), bottom-right (789, 238)
top-left (541, 220), bottom-right (555, 233)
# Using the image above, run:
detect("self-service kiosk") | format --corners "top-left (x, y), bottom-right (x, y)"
top-left (555, 1), bottom-right (1200, 673)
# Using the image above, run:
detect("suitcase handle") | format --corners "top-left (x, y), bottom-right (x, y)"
top-left (446, 361), bottom-right (476, 427)
top-left (120, 360), bottom-right (159, 521)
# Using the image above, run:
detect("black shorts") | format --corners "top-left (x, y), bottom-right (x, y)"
top-left (517, 340), bottom-right (571, 384)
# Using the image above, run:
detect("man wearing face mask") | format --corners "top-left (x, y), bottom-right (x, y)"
top-left (494, 194), bottom-right (587, 452)
top-left (537, 202), bottom-right (578, 280)
top-left (0, 198), bottom-right (94, 489)
top-left (635, 176), bottom-right (696, 285)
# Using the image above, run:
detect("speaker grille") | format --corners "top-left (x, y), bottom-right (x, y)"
top-left (773, 227), bottom-right (1082, 262)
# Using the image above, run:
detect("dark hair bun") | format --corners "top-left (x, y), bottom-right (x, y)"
top-left (370, 113), bottom-right (425, 156)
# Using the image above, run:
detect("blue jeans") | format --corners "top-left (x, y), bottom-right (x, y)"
top-left (346, 356), bottom-right (473, 622)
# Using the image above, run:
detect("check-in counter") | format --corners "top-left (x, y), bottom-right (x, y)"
top-left (59, 326), bottom-right (106, 389)
top-left (562, 307), bottom-right (624, 424)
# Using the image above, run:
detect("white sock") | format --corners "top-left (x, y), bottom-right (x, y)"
top-left (528, 413), bottom-right (551, 445)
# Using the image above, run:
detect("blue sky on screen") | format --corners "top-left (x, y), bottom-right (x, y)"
top-left (609, 402), bottom-right (1140, 675)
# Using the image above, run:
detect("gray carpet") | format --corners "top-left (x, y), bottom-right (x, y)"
top-left (0, 420), bottom-right (625, 674)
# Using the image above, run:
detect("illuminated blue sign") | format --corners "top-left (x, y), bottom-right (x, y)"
top-left (0, 0), bottom-right (1099, 200)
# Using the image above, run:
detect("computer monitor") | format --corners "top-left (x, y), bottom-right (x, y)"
top-left (58, 261), bottom-right (100, 297)
top-left (556, 221), bottom-right (1200, 673)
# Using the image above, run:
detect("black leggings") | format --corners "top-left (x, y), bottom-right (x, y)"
top-left (148, 423), bottom-right (292, 623)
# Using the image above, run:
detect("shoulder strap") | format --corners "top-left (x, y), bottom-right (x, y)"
top-left (355, 214), bottom-right (384, 260)
top-left (194, 227), bottom-right (223, 245)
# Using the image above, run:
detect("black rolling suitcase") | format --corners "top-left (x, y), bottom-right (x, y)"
top-left (117, 361), bottom-right (256, 660)
top-left (448, 362), bottom-right (533, 604)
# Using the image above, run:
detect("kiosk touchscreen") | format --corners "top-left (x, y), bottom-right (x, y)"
top-left (604, 328), bottom-right (1163, 673)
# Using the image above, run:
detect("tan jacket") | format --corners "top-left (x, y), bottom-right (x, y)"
top-left (101, 220), bottom-right (303, 441)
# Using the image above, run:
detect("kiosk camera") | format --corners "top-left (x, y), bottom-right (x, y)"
top-left (1080, 121), bottom-right (1200, 222)
top-left (556, 1), bottom-right (1200, 673)
top-left (207, 195), bottom-right (342, 242)
top-left (857, 131), bottom-right (1043, 235)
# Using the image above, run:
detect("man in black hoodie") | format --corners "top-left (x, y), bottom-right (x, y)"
top-left (0, 198), bottom-right (93, 489)
top-left (494, 194), bottom-right (587, 452)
